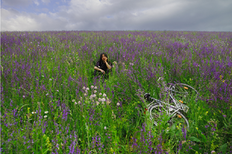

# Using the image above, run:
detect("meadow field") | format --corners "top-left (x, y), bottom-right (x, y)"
top-left (1, 31), bottom-right (232, 153)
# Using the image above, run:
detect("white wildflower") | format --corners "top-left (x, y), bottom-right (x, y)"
top-left (89, 95), bottom-right (93, 100)
top-left (32, 112), bottom-right (36, 114)
top-left (86, 87), bottom-right (89, 91)
top-left (103, 93), bottom-right (106, 97)
top-left (96, 101), bottom-right (99, 105)
top-left (44, 115), bottom-right (47, 118)
top-left (75, 102), bottom-right (77, 105)
top-left (94, 90), bottom-right (97, 93)
top-left (99, 93), bottom-right (102, 96)
top-left (72, 99), bottom-right (75, 102)
top-left (101, 98), bottom-right (106, 102)
top-left (106, 99), bottom-right (111, 105)
top-left (44, 111), bottom-right (48, 114)
top-left (94, 86), bottom-right (97, 89)
top-left (98, 98), bottom-right (102, 102)
top-left (84, 93), bottom-right (87, 97)
top-left (117, 102), bottom-right (120, 106)
top-left (78, 101), bottom-right (81, 105)
top-left (104, 126), bottom-right (107, 130)
top-left (82, 86), bottom-right (86, 90)
top-left (91, 85), bottom-right (94, 89)
top-left (92, 94), bottom-right (95, 98)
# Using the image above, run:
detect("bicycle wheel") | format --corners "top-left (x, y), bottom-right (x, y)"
top-left (149, 104), bottom-right (168, 126)
top-left (149, 105), bottom-right (189, 129)
top-left (169, 83), bottom-right (199, 104)
top-left (168, 110), bottom-right (189, 129)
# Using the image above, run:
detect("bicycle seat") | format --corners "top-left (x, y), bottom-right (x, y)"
top-left (144, 93), bottom-right (151, 101)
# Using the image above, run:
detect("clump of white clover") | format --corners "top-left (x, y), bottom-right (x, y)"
top-left (74, 85), bottom-right (111, 106)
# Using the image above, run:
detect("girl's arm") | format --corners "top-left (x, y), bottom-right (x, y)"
top-left (94, 61), bottom-right (102, 71)
top-left (94, 66), bottom-right (103, 71)
top-left (94, 66), bottom-right (105, 74)
top-left (105, 61), bottom-right (112, 69)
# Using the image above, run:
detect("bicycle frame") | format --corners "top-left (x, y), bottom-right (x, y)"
top-left (142, 79), bottom-right (198, 129)
top-left (146, 97), bottom-right (186, 116)
top-left (144, 91), bottom-right (189, 115)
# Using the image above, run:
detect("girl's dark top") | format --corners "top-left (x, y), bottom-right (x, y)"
top-left (94, 61), bottom-right (112, 77)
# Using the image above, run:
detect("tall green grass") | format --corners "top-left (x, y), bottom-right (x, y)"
top-left (1, 31), bottom-right (231, 153)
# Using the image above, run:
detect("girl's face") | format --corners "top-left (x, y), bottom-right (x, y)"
top-left (102, 54), bottom-right (107, 61)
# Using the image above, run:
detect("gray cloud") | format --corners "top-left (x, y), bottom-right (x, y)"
top-left (1, 0), bottom-right (232, 31)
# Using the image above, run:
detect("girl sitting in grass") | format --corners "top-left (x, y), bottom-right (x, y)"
top-left (93, 53), bottom-right (112, 81)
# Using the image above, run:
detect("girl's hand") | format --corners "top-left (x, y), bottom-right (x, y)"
top-left (104, 57), bottom-right (108, 63)
top-left (100, 69), bottom-right (105, 74)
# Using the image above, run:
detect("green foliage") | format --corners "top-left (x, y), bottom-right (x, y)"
top-left (1, 31), bottom-right (231, 153)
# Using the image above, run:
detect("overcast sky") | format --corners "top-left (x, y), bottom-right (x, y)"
top-left (1, 0), bottom-right (232, 31)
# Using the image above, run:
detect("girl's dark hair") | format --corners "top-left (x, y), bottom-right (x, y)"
top-left (99, 53), bottom-right (108, 66)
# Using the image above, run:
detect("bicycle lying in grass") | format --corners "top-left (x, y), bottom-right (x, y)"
top-left (143, 78), bottom-right (199, 130)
